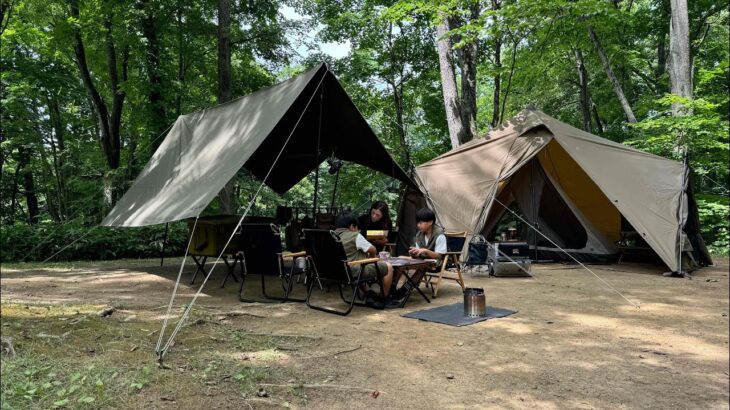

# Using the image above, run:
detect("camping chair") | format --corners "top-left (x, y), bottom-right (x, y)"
top-left (237, 223), bottom-right (306, 303)
top-left (385, 229), bottom-right (398, 255)
top-left (302, 229), bottom-right (384, 316)
top-left (424, 231), bottom-right (467, 297)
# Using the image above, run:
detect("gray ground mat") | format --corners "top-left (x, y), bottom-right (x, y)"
top-left (402, 303), bottom-right (517, 326)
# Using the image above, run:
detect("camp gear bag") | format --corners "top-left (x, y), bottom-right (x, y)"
top-left (467, 234), bottom-right (488, 265)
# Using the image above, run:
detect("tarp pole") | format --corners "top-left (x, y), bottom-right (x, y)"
top-left (676, 154), bottom-right (689, 274)
top-left (313, 83), bottom-right (324, 221)
top-left (313, 165), bottom-right (320, 218)
top-left (160, 222), bottom-right (169, 266)
top-left (330, 166), bottom-right (340, 210)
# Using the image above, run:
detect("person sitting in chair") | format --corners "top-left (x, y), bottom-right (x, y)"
top-left (392, 208), bottom-right (446, 298)
top-left (409, 208), bottom-right (446, 260)
top-left (333, 212), bottom-right (396, 308)
top-left (358, 200), bottom-right (392, 252)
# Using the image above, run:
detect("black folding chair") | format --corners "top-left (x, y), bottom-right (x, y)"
top-left (302, 229), bottom-right (384, 316)
top-left (237, 224), bottom-right (306, 303)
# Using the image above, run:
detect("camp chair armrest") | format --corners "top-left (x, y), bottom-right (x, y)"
top-left (347, 258), bottom-right (381, 267)
top-left (281, 251), bottom-right (306, 259)
top-left (442, 251), bottom-right (462, 255)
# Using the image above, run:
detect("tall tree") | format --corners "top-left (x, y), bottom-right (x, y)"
top-left (435, 16), bottom-right (466, 149)
top-left (456, 2), bottom-right (480, 140)
top-left (587, 25), bottom-right (637, 123)
top-left (490, 0), bottom-right (502, 127)
top-left (574, 48), bottom-right (592, 132)
top-left (216, 0), bottom-right (236, 215)
top-left (138, 0), bottom-right (168, 148)
top-left (668, 0), bottom-right (692, 117)
top-left (17, 146), bottom-right (39, 224)
top-left (68, 0), bottom-right (129, 208)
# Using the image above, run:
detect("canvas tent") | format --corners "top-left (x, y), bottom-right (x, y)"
top-left (102, 63), bottom-right (414, 227)
top-left (400, 108), bottom-right (711, 273)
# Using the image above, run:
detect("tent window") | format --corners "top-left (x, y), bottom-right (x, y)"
top-left (537, 178), bottom-right (588, 249)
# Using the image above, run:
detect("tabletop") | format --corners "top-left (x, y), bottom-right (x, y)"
top-left (385, 256), bottom-right (437, 268)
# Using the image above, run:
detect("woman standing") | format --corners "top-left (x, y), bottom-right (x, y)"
top-left (358, 200), bottom-right (393, 252)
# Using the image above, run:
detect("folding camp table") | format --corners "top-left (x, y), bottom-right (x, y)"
top-left (387, 257), bottom-right (437, 307)
top-left (189, 254), bottom-right (243, 288)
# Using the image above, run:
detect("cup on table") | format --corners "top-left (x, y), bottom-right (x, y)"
top-left (379, 251), bottom-right (390, 260)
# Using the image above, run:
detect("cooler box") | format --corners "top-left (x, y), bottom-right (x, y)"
top-left (187, 215), bottom-right (245, 257)
top-left (488, 241), bottom-right (532, 277)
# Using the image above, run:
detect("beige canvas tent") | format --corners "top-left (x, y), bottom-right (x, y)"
top-left (399, 108), bottom-right (711, 273)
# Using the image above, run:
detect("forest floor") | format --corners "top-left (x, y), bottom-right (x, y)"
top-left (1, 257), bottom-right (728, 409)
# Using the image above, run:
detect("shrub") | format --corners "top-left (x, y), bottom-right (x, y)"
top-left (696, 195), bottom-right (729, 256)
top-left (0, 221), bottom-right (189, 263)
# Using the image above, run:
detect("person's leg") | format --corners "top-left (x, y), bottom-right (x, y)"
top-left (381, 263), bottom-right (393, 298)
top-left (392, 268), bottom-right (403, 286)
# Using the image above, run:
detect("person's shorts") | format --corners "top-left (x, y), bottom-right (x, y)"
top-left (352, 261), bottom-right (388, 280)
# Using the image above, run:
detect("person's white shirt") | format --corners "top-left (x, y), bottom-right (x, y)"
top-left (415, 233), bottom-right (447, 254)
top-left (355, 234), bottom-right (374, 253)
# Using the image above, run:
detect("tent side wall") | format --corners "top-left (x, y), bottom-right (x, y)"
top-left (537, 140), bottom-right (621, 242)
top-left (551, 130), bottom-right (688, 272)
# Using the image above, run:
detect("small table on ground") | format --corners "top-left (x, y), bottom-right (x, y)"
top-left (386, 257), bottom-right (437, 307)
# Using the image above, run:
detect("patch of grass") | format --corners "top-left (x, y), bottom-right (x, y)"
top-left (0, 357), bottom-right (127, 409)
top-left (1, 301), bottom-right (302, 408)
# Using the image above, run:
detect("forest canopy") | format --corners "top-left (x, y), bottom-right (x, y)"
top-left (1, 0), bottom-right (728, 261)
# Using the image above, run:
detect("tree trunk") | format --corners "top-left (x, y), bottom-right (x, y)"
top-left (103, 13), bottom-right (125, 170)
top-left (575, 49), bottom-right (593, 133)
top-left (490, 0), bottom-right (502, 128)
top-left (668, 0), bottom-right (692, 115)
top-left (587, 25), bottom-right (637, 123)
top-left (390, 83), bottom-right (411, 172)
top-left (140, 0), bottom-right (167, 149)
top-left (457, 3), bottom-right (479, 142)
top-left (9, 162), bottom-right (20, 222)
top-left (1, 0), bottom-right (13, 35)
top-left (656, 28), bottom-right (668, 88)
top-left (491, 39), bottom-right (501, 127)
top-left (175, 4), bottom-right (186, 117)
top-left (69, 0), bottom-right (127, 209)
top-left (18, 147), bottom-right (39, 225)
top-left (217, 0), bottom-right (232, 105)
top-left (435, 15), bottom-right (465, 149)
top-left (34, 130), bottom-right (62, 222)
top-left (500, 36), bottom-right (518, 124)
top-left (47, 94), bottom-right (68, 219)
top-left (591, 99), bottom-right (604, 134)
top-left (216, 0), bottom-right (236, 214)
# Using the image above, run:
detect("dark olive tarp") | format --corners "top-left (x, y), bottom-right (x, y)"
top-left (102, 63), bottom-right (414, 227)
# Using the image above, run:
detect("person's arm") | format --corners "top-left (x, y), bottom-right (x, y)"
top-left (356, 234), bottom-right (377, 257)
top-left (371, 219), bottom-right (392, 246)
top-left (413, 235), bottom-right (446, 259)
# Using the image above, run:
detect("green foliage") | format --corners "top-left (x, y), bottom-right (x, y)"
top-left (628, 93), bottom-right (729, 196)
top-left (2, 0), bottom-right (728, 261)
top-left (0, 221), bottom-right (188, 263)
top-left (696, 195), bottom-right (729, 256)
top-left (0, 358), bottom-right (122, 409)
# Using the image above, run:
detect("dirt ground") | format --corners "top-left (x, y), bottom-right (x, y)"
top-left (1, 257), bottom-right (728, 409)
